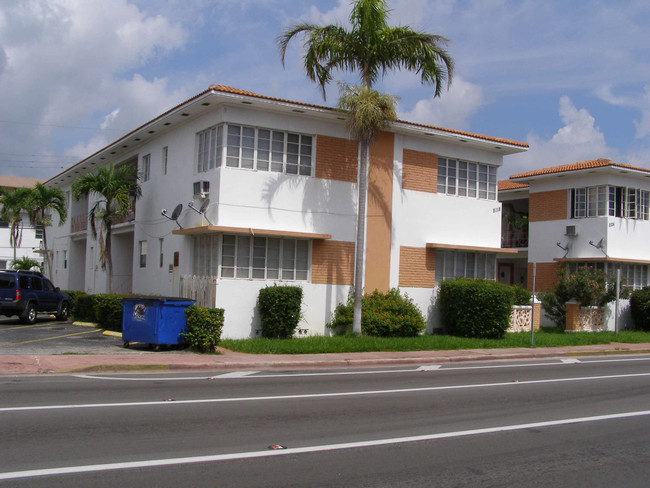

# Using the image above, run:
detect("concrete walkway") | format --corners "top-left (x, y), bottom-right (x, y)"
top-left (2, 342), bottom-right (650, 375)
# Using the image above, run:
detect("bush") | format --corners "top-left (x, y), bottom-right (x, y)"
top-left (513, 286), bottom-right (532, 306)
top-left (439, 279), bottom-right (514, 339)
top-left (257, 286), bottom-right (303, 339)
top-left (93, 294), bottom-right (127, 332)
top-left (73, 293), bottom-right (96, 322)
top-left (183, 306), bottom-right (225, 352)
top-left (630, 287), bottom-right (650, 331)
top-left (63, 290), bottom-right (87, 319)
top-left (328, 288), bottom-right (425, 337)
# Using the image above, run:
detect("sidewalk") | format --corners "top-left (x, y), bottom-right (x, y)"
top-left (2, 342), bottom-right (650, 375)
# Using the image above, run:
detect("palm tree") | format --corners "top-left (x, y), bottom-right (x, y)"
top-left (26, 183), bottom-right (67, 279)
top-left (0, 187), bottom-right (32, 265)
top-left (279, 0), bottom-right (454, 333)
top-left (71, 163), bottom-right (141, 293)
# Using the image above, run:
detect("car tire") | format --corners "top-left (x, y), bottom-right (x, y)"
top-left (20, 303), bottom-right (37, 325)
top-left (56, 302), bottom-right (69, 321)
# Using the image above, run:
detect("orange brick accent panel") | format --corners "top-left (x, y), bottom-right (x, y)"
top-left (565, 302), bottom-right (580, 331)
top-left (529, 190), bottom-right (568, 222)
top-left (402, 149), bottom-right (438, 193)
top-left (315, 135), bottom-right (358, 183)
top-left (311, 240), bottom-right (355, 285)
top-left (399, 246), bottom-right (435, 288)
top-left (527, 262), bottom-right (560, 291)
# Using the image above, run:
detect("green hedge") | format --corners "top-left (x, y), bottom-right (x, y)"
top-left (630, 287), bottom-right (650, 331)
top-left (257, 286), bottom-right (303, 339)
top-left (62, 290), bottom-right (87, 319)
top-left (439, 279), bottom-right (516, 339)
top-left (93, 294), bottom-right (128, 332)
top-left (73, 293), bottom-right (96, 322)
top-left (183, 306), bottom-right (225, 352)
top-left (327, 288), bottom-right (425, 337)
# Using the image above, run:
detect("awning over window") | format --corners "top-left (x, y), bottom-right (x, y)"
top-left (172, 225), bottom-right (331, 240)
top-left (426, 242), bottom-right (519, 255)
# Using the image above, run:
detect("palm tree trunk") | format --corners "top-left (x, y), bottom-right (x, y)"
top-left (352, 139), bottom-right (370, 335)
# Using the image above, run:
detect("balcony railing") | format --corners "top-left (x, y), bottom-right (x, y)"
top-left (71, 214), bottom-right (88, 233)
top-left (502, 230), bottom-right (528, 248)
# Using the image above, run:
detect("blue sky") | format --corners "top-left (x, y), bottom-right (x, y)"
top-left (1, 0), bottom-right (649, 180)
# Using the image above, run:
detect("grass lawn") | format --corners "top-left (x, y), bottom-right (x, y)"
top-left (220, 330), bottom-right (650, 355)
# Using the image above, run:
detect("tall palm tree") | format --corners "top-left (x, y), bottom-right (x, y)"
top-left (71, 163), bottom-right (141, 293)
top-left (0, 187), bottom-right (32, 265)
top-left (26, 183), bottom-right (67, 279)
top-left (279, 0), bottom-right (454, 333)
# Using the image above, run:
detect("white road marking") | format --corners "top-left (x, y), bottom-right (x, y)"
top-left (210, 371), bottom-right (259, 379)
top-left (73, 356), bottom-right (650, 382)
top-left (5, 372), bottom-right (650, 413)
top-left (1, 409), bottom-right (648, 481)
top-left (417, 365), bottom-right (442, 371)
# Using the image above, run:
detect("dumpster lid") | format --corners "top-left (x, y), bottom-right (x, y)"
top-left (121, 296), bottom-right (196, 303)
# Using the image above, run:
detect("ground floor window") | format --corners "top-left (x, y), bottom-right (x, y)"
top-left (435, 250), bottom-right (496, 283)
top-left (221, 235), bottom-right (309, 281)
top-left (567, 261), bottom-right (649, 290)
top-left (193, 235), bottom-right (220, 276)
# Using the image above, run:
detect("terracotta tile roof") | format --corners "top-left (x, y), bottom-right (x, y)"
top-left (0, 175), bottom-right (45, 189)
top-left (510, 158), bottom-right (650, 179)
top-left (498, 179), bottom-right (529, 191)
top-left (209, 85), bottom-right (528, 148)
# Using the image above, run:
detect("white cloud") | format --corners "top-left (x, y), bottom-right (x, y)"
top-left (503, 96), bottom-right (615, 177)
top-left (596, 84), bottom-right (650, 140)
top-left (0, 0), bottom-right (187, 177)
top-left (397, 77), bottom-right (484, 130)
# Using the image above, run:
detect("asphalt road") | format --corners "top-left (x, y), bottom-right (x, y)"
top-left (1, 356), bottom-right (649, 486)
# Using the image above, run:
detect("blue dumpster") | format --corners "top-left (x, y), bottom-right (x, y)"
top-left (121, 297), bottom-right (195, 350)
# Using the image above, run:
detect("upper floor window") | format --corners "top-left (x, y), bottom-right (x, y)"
top-left (142, 154), bottom-right (151, 182)
top-left (139, 240), bottom-right (147, 268)
top-left (162, 146), bottom-right (168, 175)
top-left (437, 158), bottom-right (497, 200)
top-left (571, 186), bottom-right (649, 220)
top-left (197, 123), bottom-right (313, 176)
top-left (435, 250), bottom-right (496, 283)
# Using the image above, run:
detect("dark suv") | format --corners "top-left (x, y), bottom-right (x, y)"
top-left (0, 270), bottom-right (70, 324)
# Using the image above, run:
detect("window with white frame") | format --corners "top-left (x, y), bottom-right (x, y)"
top-left (220, 235), bottom-right (309, 281)
top-left (139, 240), bottom-right (147, 268)
top-left (437, 158), bottom-right (496, 200)
top-left (159, 238), bottom-right (164, 268)
top-left (435, 250), bottom-right (496, 283)
top-left (567, 262), bottom-right (649, 290)
top-left (197, 123), bottom-right (313, 176)
top-left (162, 146), bottom-right (168, 175)
top-left (572, 186), bottom-right (650, 220)
top-left (142, 154), bottom-right (151, 182)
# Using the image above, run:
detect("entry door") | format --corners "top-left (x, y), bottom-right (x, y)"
top-left (498, 263), bottom-right (513, 285)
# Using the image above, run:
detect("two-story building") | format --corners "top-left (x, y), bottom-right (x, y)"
top-left (0, 175), bottom-right (46, 271)
top-left (46, 85), bottom-right (527, 338)
top-left (498, 158), bottom-right (650, 329)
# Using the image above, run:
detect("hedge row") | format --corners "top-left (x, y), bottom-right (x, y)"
top-left (64, 291), bottom-right (127, 332)
top-left (630, 287), bottom-right (650, 331)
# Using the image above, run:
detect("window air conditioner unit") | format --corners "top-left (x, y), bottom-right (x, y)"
top-left (193, 181), bottom-right (210, 198)
top-left (565, 225), bottom-right (577, 237)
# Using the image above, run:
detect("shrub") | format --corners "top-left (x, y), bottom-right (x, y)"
top-left (183, 306), bottom-right (225, 352)
top-left (73, 293), bottom-right (96, 322)
top-left (93, 294), bottom-right (127, 332)
top-left (63, 290), bottom-right (87, 319)
top-left (540, 265), bottom-right (628, 328)
top-left (439, 279), bottom-right (514, 339)
top-left (257, 286), bottom-right (303, 339)
top-left (630, 287), bottom-right (650, 331)
top-left (513, 286), bottom-right (532, 306)
top-left (327, 288), bottom-right (425, 337)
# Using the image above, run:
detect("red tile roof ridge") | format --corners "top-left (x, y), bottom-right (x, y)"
top-left (510, 158), bottom-right (650, 179)
top-left (208, 85), bottom-right (528, 148)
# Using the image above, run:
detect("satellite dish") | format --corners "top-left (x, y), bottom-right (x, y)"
top-left (199, 198), bottom-right (210, 214)
top-left (170, 203), bottom-right (183, 220)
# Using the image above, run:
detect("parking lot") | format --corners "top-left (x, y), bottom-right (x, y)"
top-left (0, 316), bottom-right (151, 355)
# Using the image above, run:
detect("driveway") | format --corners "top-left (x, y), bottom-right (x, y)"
top-left (0, 316), bottom-right (146, 355)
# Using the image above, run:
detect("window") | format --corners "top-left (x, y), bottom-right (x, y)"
top-left (142, 154), bottom-right (151, 182)
top-left (35, 224), bottom-right (44, 239)
top-left (567, 262), bottom-right (649, 290)
top-left (197, 123), bottom-right (313, 176)
top-left (162, 146), bottom-right (168, 175)
top-left (139, 240), bottom-right (147, 268)
top-left (435, 250), bottom-right (496, 283)
top-left (193, 235), bottom-right (220, 276)
top-left (437, 158), bottom-right (496, 200)
top-left (159, 238), bottom-right (164, 268)
top-left (573, 185), bottom-right (650, 220)
top-left (63, 250), bottom-right (67, 270)
top-left (220, 235), bottom-right (309, 281)
top-left (0, 260), bottom-right (7, 271)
